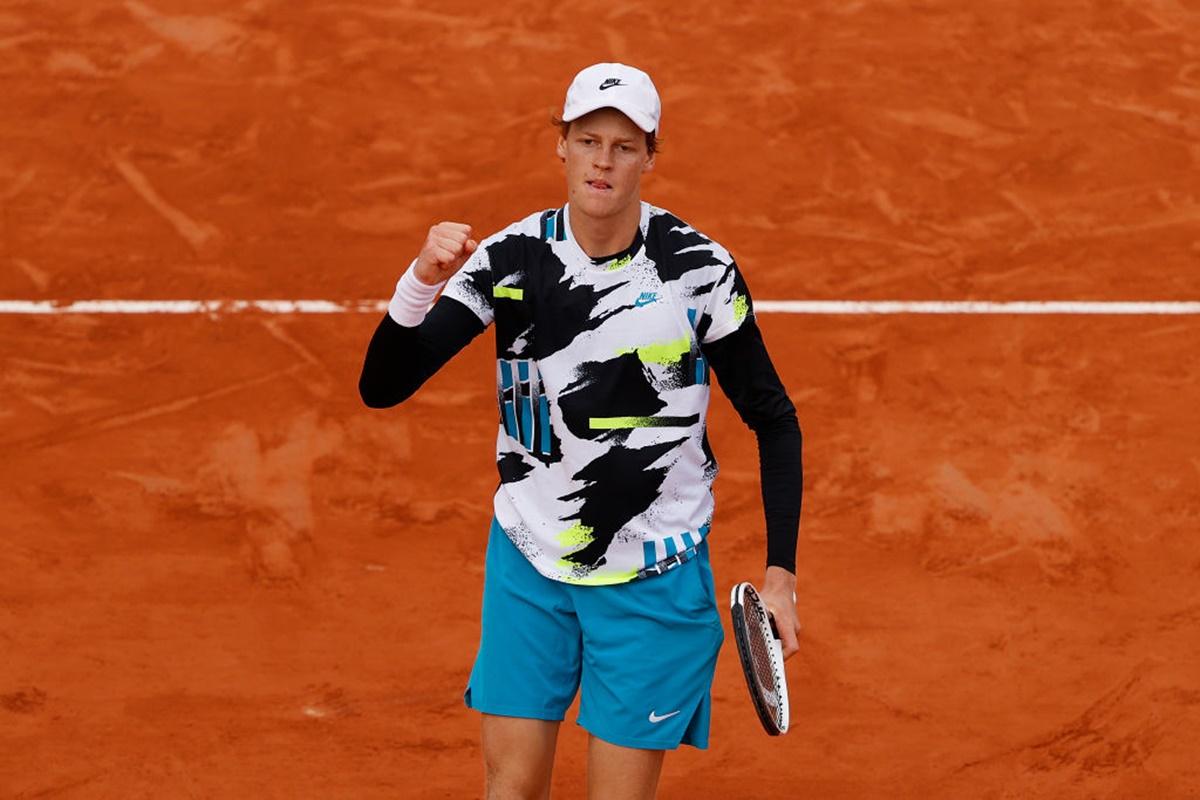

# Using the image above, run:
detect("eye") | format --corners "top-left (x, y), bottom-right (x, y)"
top-left (618, 144), bottom-right (633, 153)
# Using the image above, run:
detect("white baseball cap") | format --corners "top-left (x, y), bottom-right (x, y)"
top-left (561, 62), bottom-right (661, 134)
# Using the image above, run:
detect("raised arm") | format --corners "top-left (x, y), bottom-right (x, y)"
top-left (359, 222), bottom-right (489, 408)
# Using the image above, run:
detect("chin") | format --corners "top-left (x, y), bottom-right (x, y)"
top-left (572, 191), bottom-right (627, 220)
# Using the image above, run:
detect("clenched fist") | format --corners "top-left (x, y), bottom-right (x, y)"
top-left (414, 222), bottom-right (478, 285)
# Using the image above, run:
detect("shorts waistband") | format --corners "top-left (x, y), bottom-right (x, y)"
top-left (635, 540), bottom-right (704, 580)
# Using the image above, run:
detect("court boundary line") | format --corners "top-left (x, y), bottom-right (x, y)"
top-left (1, 300), bottom-right (1198, 315)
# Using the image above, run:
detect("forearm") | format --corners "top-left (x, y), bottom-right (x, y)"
top-left (360, 315), bottom-right (420, 408)
top-left (756, 414), bottom-right (802, 574)
top-left (358, 278), bottom-right (485, 408)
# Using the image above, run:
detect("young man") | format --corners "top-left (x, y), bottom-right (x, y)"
top-left (359, 63), bottom-right (802, 800)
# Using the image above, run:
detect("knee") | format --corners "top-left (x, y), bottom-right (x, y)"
top-left (484, 758), bottom-right (551, 800)
top-left (481, 719), bottom-right (556, 800)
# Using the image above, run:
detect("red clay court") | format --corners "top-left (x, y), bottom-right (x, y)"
top-left (2, 1), bottom-right (1199, 797)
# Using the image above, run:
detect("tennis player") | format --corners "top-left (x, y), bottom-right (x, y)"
top-left (360, 62), bottom-right (802, 800)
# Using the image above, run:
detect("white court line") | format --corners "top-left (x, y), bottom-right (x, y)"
top-left (754, 300), bottom-right (1200, 315)
top-left (0, 300), bottom-right (1198, 315)
top-left (0, 300), bottom-right (387, 314)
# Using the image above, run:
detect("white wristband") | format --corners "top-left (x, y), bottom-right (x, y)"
top-left (387, 260), bottom-right (445, 327)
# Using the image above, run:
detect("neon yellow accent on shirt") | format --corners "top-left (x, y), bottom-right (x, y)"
top-left (556, 522), bottom-right (595, 548)
top-left (733, 293), bottom-right (749, 324)
top-left (589, 416), bottom-right (658, 429)
top-left (617, 334), bottom-right (691, 366)
top-left (605, 254), bottom-right (633, 271)
top-left (493, 286), bottom-right (524, 300)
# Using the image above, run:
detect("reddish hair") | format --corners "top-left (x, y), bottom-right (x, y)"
top-left (552, 114), bottom-right (660, 155)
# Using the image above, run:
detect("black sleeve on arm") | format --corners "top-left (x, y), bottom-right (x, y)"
top-left (358, 296), bottom-right (487, 409)
top-left (701, 319), bottom-right (803, 574)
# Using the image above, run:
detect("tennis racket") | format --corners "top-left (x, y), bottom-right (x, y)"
top-left (729, 581), bottom-right (790, 735)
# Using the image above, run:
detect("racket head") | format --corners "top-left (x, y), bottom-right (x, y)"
top-left (729, 581), bottom-right (790, 735)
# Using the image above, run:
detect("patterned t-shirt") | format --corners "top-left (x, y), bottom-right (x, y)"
top-left (442, 201), bottom-right (752, 585)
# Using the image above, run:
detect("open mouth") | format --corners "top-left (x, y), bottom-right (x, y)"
top-left (586, 179), bottom-right (612, 192)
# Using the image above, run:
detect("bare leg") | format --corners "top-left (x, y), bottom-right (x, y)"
top-left (586, 735), bottom-right (665, 800)
top-left (480, 714), bottom-right (560, 800)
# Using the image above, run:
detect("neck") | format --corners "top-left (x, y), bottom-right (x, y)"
top-left (569, 198), bottom-right (642, 258)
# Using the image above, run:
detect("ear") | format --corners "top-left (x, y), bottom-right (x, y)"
top-left (556, 136), bottom-right (567, 162)
top-left (643, 151), bottom-right (656, 173)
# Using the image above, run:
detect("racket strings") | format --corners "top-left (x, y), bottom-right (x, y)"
top-left (748, 605), bottom-right (781, 712)
top-left (731, 582), bottom-right (789, 735)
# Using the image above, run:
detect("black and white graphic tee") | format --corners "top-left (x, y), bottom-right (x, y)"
top-left (441, 201), bottom-right (753, 585)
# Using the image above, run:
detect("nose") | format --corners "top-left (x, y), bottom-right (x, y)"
top-left (593, 147), bottom-right (613, 170)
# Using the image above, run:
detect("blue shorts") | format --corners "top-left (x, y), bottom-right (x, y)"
top-left (464, 518), bottom-right (725, 750)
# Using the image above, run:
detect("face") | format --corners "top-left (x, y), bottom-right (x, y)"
top-left (556, 107), bottom-right (655, 221)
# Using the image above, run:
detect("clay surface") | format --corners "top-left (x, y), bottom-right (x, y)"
top-left (2, 1), bottom-right (1199, 797)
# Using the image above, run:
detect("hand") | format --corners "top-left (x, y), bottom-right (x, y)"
top-left (414, 221), bottom-right (478, 284)
top-left (759, 565), bottom-right (801, 660)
